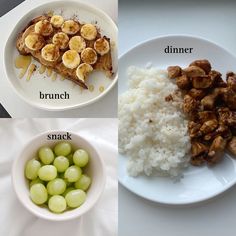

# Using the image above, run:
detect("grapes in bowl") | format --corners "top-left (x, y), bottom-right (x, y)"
top-left (12, 131), bottom-right (106, 221)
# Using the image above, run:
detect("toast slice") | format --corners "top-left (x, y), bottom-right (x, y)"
top-left (16, 15), bottom-right (113, 89)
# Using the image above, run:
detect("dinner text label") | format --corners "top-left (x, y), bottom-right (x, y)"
top-left (164, 45), bottom-right (193, 54)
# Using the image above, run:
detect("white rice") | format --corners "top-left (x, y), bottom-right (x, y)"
top-left (118, 66), bottom-right (191, 177)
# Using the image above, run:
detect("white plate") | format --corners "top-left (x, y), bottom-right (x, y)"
top-left (4, 0), bottom-right (118, 111)
top-left (119, 35), bottom-right (236, 205)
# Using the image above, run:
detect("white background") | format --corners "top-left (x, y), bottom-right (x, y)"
top-left (0, 118), bottom-right (117, 236)
top-left (119, 0), bottom-right (236, 235)
top-left (0, 0), bottom-right (118, 118)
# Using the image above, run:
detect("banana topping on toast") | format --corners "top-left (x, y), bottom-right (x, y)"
top-left (25, 33), bottom-right (45, 51)
top-left (81, 48), bottom-right (98, 65)
top-left (16, 14), bottom-right (113, 89)
top-left (52, 32), bottom-right (69, 49)
top-left (62, 50), bottom-right (81, 69)
top-left (50, 15), bottom-right (64, 28)
top-left (80, 24), bottom-right (97, 40)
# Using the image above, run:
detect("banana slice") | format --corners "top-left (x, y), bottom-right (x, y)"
top-left (69, 36), bottom-right (86, 53)
top-left (61, 20), bottom-right (80, 35)
top-left (62, 50), bottom-right (80, 69)
top-left (41, 44), bottom-right (60, 62)
top-left (24, 33), bottom-right (45, 51)
top-left (80, 24), bottom-right (97, 40)
top-left (53, 32), bottom-right (69, 49)
top-left (94, 37), bottom-right (110, 55)
top-left (50, 15), bottom-right (64, 28)
top-left (81, 48), bottom-right (97, 65)
top-left (76, 63), bottom-right (93, 82)
top-left (35, 20), bottom-right (53, 36)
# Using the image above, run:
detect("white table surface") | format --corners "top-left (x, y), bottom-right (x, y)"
top-left (0, 0), bottom-right (117, 118)
top-left (119, 0), bottom-right (236, 235)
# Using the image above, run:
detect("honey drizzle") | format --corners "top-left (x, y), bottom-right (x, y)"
top-left (39, 65), bottom-right (46, 74)
top-left (15, 55), bottom-right (32, 79)
top-left (51, 72), bottom-right (57, 81)
top-left (99, 86), bottom-right (104, 93)
top-left (46, 68), bottom-right (53, 77)
top-left (89, 85), bottom-right (94, 92)
top-left (26, 64), bottom-right (36, 81)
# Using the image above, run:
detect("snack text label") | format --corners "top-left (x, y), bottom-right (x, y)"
top-left (47, 132), bottom-right (72, 140)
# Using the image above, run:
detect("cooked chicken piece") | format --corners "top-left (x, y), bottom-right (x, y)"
top-left (191, 141), bottom-right (208, 166)
top-left (214, 87), bottom-right (227, 96)
top-left (191, 155), bottom-right (206, 166)
top-left (222, 88), bottom-right (236, 110)
top-left (176, 75), bottom-right (191, 90)
top-left (189, 60), bottom-right (211, 74)
top-left (188, 121), bottom-right (202, 139)
top-left (207, 136), bottom-right (226, 164)
top-left (200, 119), bottom-right (218, 134)
top-left (183, 66), bottom-right (205, 78)
top-left (192, 75), bottom-right (212, 89)
top-left (217, 107), bottom-right (230, 125)
top-left (210, 70), bottom-right (222, 80)
top-left (228, 111), bottom-right (236, 127)
top-left (217, 108), bottom-right (236, 128)
top-left (201, 93), bottom-right (217, 110)
top-left (200, 87), bottom-right (224, 110)
top-left (191, 141), bottom-right (208, 157)
top-left (217, 107), bottom-right (236, 128)
top-left (183, 94), bottom-right (199, 115)
top-left (209, 70), bottom-right (226, 87)
top-left (188, 88), bottom-right (206, 100)
top-left (226, 72), bottom-right (235, 78)
top-left (167, 66), bottom-right (182, 79)
top-left (226, 73), bottom-right (236, 91)
top-left (198, 111), bottom-right (217, 123)
top-left (204, 125), bottom-right (232, 141)
top-left (227, 136), bottom-right (236, 156)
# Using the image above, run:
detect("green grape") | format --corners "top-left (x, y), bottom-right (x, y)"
top-left (66, 153), bottom-right (74, 165)
top-left (25, 159), bottom-right (41, 180)
top-left (54, 142), bottom-right (72, 156)
top-left (48, 195), bottom-right (67, 213)
top-left (47, 178), bottom-right (66, 195)
top-left (64, 165), bottom-right (82, 182)
top-left (65, 189), bottom-right (86, 208)
top-left (75, 174), bottom-right (91, 191)
top-left (29, 178), bottom-right (44, 188)
top-left (53, 156), bottom-right (69, 172)
top-left (38, 165), bottom-right (57, 181)
top-left (30, 183), bottom-right (48, 205)
top-left (62, 187), bottom-right (75, 197)
top-left (38, 146), bottom-right (54, 164)
top-left (73, 149), bottom-right (89, 167)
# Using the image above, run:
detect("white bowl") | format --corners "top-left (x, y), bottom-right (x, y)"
top-left (12, 130), bottom-right (106, 221)
top-left (4, 0), bottom-right (118, 111)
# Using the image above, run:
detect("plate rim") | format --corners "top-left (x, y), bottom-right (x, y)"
top-left (119, 33), bottom-right (236, 62)
top-left (118, 34), bottom-right (236, 205)
top-left (4, 0), bottom-right (118, 111)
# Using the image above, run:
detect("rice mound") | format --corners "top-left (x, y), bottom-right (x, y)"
top-left (118, 66), bottom-right (190, 177)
